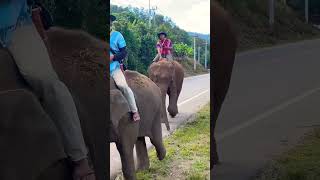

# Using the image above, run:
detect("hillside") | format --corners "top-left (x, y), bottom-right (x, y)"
top-left (188, 32), bottom-right (210, 42)
top-left (216, 0), bottom-right (320, 51)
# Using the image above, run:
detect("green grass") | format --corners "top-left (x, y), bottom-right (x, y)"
top-left (136, 104), bottom-right (210, 180)
top-left (255, 129), bottom-right (320, 180)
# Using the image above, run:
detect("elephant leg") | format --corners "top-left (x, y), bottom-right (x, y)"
top-left (167, 82), bottom-right (178, 117)
top-left (150, 123), bottom-right (166, 160)
top-left (212, 99), bottom-right (222, 168)
top-left (116, 142), bottom-right (136, 180)
top-left (212, 137), bottom-right (220, 167)
top-left (135, 137), bottom-right (150, 170)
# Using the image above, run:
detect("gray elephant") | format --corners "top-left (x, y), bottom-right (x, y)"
top-left (148, 60), bottom-right (184, 117)
top-left (212, 1), bottom-right (237, 169)
top-left (0, 27), bottom-right (109, 180)
top-left (110, 70), bottom-right (168, 180)
top-left (0, 26), bottom-right (168, 180)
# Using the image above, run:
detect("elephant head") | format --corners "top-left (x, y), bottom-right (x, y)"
top-left (148, 61), bottom-right (184, 118)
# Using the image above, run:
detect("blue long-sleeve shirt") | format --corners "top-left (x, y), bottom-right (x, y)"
top-left (0, 0), bottom-right (32, 47)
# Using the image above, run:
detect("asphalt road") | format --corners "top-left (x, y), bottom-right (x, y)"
top-left (212, 39), bottom-right (320, 180)
top-left (110, 73), bottom-right (210, 179)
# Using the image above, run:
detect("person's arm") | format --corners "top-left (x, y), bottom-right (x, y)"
top-left (113, 47), bottom-right (127, 62)
top-left (112, 32), bottom-right (127, 62)
top-left (156, 42), bottom-right (162, 56)
top-left (157, 47), bottom-right (162, 54)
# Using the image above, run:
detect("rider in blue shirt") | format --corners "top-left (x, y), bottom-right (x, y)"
top-left (110, 14), bottom-right (140, 121)
top-left (0, 0), bottom-right (32, 47)
top-left (0, 1), bottom-right (95, 179)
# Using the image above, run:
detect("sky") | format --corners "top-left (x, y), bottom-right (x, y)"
top-left (110, 0), bottom-right (210, 34)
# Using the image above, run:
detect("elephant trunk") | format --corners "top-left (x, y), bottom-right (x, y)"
top-left (167, 82), bottom-right (178, 118)
top-left (168, 102), bottom-right (178, 118)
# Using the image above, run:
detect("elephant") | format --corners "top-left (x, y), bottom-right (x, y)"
top-left (0, 25), bottom-right (167, 180)
top-left (0, 27), bottom-right (109, 180)
top-left (110, 70), bottom-right (168, 180)
top-left (212, 1), bottom-right (237, 169)
top-left (148, 60), bottom-right (184, 118)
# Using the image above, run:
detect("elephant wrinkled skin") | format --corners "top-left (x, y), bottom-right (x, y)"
top-left (212, 1), bottom-right (237, 170)
top-left (110, 70), bottom-right (167, 180)
top-left (148, 60), bottom-right (184, 118)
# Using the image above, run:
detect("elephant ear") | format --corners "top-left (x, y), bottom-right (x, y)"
top-left (110, 90), bottom-right (130, 130)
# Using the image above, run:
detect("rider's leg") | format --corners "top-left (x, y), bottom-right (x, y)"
top-left (152, 53), bottom-right (160, 62)
top-left (167, 54), bottom-right (173, 61)
top-left (8, 23), bottom-right (94, 179)
top-left (112, 68), bottom-right (139, 113)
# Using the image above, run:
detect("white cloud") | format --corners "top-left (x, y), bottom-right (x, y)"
top-left (110, 0), bottom-right (210, 34)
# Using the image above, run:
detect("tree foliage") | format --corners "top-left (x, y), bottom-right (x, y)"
top-left (37, 2), bottom-right (210, 74)
top-left (39, 0), bottom-right (106, 39)
top-left (174, 43), bottom-right (194, 57)
top-left (111, 5), bottom-right (209, 74)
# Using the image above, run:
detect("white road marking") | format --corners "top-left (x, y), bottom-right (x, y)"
top-left (178, 89), bottom-right (210, 106)
top-left (216, 87), bottom-right (320, 142)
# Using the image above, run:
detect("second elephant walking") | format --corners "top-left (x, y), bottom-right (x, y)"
top-left (110, 70), bottom-right (169, 180)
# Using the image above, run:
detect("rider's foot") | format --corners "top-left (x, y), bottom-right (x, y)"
top-left (132, 112), bottom-right (141, 121)
top-left (72, 158), bottom-right (95, 180)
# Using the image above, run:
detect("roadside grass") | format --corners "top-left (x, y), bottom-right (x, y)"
top-left (255, 128), bottom-right (320, 180)
top-left (136, 104), bottom-right (210, 180)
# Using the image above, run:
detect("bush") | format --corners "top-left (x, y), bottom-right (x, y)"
top-left (174, 43), bottom-right (194, 58)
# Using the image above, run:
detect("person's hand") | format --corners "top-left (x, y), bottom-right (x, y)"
top-left (110, 55), bottom-right (114, 61)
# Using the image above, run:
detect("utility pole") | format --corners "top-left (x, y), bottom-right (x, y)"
top-left (269, 0), bottom-right (275, 28)
top-left (205, 39), bottom-right (208, 69)
top-left (198, 46), bottom-right (201, 64)
top-left (149, 0), bottom-right (151, 27)
top-left (152, 6), bottom-right (157, 26)
top-left (193, 36), bottom-right (196, 70)
top-left (305, 0), bottom-right (309, 23)
top-left (148, 0), bottom-right (157, 28)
